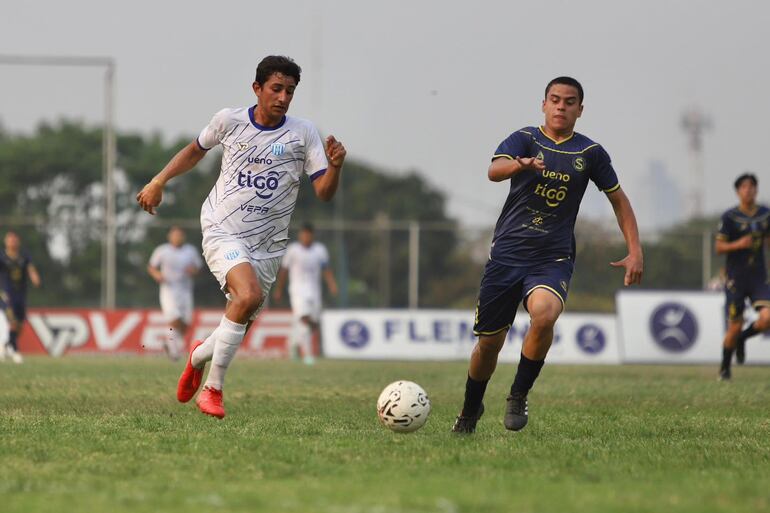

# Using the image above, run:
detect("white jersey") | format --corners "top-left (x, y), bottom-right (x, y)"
top-left (197, 106), bottom-right (329, 260)
top-left (282, 241), bottom-right (329, 300)
top-left (149, 243), bottom-right (203, 294)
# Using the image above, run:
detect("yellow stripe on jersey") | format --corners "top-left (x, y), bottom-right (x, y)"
top-left (715, 234), bottom-right (728, 240)
top-left (538, 126), bottom-right (575, 145)
top-left (492, 154), bottom-right (514, 160)
top-left (533, 140), bottom-right (599, 155)
top-left (603, 183), bottom-right (621, 193)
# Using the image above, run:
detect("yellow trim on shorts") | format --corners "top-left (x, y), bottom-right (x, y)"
top-left (525, 285), bottom-right (565, 309)
top-left (473, 325), bottom-right (511, 337)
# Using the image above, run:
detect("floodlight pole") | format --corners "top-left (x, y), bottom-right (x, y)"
top-left (0, 54), bottom-right (117, 308)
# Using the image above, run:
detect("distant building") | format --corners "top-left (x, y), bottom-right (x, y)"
top-left (637, 160), bottom-right (683, 231)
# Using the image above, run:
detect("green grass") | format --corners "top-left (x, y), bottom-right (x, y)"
top-left (1, 358), bottom-right (769, 513)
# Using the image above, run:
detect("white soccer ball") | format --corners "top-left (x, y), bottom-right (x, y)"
top-left (376, 380), bottom-right (431, 433)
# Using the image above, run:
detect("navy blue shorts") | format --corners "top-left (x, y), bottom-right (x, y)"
top-left (0, 296), bottom-right (26, 325)
top-left (473, 258), bottom-right (574, 336)
top-left (725, 274), bottom-right (770, 321)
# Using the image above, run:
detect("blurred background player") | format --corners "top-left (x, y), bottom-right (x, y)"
top-left (148, 226), bottom-right (203, 360)
top-left (716, 173), bottom-right (770, 380)
top-left (452, 77), bottom-right (643, 434)
top-left (273, 223), bottom-right (338, 364)
top-left (137, 55), bottom-right (346, 419)
top-left (0, 231), bottom-right (41, 364)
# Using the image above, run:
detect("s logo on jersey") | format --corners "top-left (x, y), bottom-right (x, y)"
top-left (572, 157), bottom-right (586, 171)
top-left (237, 170), bottom-right (280, 199)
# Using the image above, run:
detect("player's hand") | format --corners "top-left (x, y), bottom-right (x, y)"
top-left (515, 156), bottom-right (546, 172)
top-left (735, 234), bottom-right (753, 250)
top-left (326, 136), bottom-right (346, 168)
top-left (136, 179), bottom-right (164, 215)
top-left (610, 252), bottom-right (643, 286)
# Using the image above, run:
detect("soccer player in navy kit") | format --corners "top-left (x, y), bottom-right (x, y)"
top-left (452, 77), bottom-right (643, 433)
top-left (0, 231), bottom-right (41, 364)
top-left (716, 173), bottom-right (770, 380)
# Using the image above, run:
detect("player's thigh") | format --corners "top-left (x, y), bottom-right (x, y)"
top-left (473, 260), bottom-right (526, 337)
top-left (225, 262), bottom-right (264, 301)
top-left (202, 230), bottom-right (252, 294)
top-left (522, 259), bottom-right (573, 318)
top-left (724, 279), bottom-right (748, 322)
top-left (525, 288), bottom-right (563, 329)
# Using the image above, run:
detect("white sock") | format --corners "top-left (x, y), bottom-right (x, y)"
top-left (191, 332), bottom-right (216, 368)
top-left (298, 321), bottom-right (313, 358)
top-left (204, 316), bottom-right (247, 390)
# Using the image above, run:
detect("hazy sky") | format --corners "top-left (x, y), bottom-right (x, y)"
top-left (2, 0), bottom-right (768, 229)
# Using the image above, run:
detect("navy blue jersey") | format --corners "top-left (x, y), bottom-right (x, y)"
top-left (716, 205), bottom-right (770, 280)
top-left (490, 127), bottom-right (619, 266)
top-left (0, 251), bottom-right (31, 300)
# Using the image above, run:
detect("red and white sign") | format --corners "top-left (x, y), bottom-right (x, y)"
top-left (18, 308), bottom-right (295, 358)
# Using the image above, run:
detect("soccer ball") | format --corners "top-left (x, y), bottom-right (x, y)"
top-left (376, 380), bottom-right (431, 433)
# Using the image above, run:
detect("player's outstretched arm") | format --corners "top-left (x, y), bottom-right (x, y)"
top-left (606, 188), bottom-right (643, 286)
top-left (323, 268), bottom-right (338, 297)
top-left (136, 141), bottom-right (208, 215)
top-left (488, 156), bottom-right (545, 182)
top-left (28, 264), bottom-right (41, 288)
top-left (312, 136), bottom-right (346, 202)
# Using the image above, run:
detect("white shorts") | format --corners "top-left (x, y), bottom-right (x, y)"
top-left (290, 294), bottom-right (322, 321)
top-left (159, 287), bottom-right (193, 324)
top-left (202, 230), bottom-right (282, 319)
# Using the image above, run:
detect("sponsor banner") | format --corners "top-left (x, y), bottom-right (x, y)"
top-left (617, 290), bottom-right (770, 363)
top-left (18, 309), bottom-right (294, 357)
top-left (322, 310), bottom-right (620, 364)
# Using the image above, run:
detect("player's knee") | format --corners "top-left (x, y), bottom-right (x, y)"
top-left (529, 305), bottom-right (560, 331)
top-left (232, 287), bottom-right (264, 314)
top-left (477, 334), bottom-right (506, 356)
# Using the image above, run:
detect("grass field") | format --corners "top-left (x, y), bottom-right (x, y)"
top-left (1, 357), bottom-right (769, 513)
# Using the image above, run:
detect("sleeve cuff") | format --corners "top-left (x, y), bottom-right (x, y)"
top-left (196, 137), bottom-right (212, 151)
top-left (310, 168), bottom-right (327, 182)
top-left (603, 183), bottom-right (621, 193)
top-left (492, 154), bottom-right (514, 161)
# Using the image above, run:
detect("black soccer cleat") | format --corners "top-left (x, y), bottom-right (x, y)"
top-left (718, 367), bottom-right (732, 381)
top-left (451, 403), bottom-right (485, 434)
top-left (504, 391), bottom-right (529, 431)
top-left (736, 335), bottom-right (746, 365)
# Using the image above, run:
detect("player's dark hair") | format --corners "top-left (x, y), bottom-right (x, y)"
top-left (255, 56), bottom-right (301, 86)
top-left (300, 222), bottom-right (314, 233)
top-left (545, 76), bottom-right (584, 104)
top-left (734, 172), bottom-right (758, 189)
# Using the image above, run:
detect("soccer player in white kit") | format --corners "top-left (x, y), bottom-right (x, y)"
top-left (274, 223), bottom-right (338, 364)
top-left (147, 226), bottom-right (202, 360)
top-left (136, 56), bottom-right (346, 419)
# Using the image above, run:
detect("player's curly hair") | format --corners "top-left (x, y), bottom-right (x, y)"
top-left (255, 56), bottom-right (301, 86)
top-left (545, 76), bottom-right (584, 104)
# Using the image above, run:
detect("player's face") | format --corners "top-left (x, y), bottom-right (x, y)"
top-left (168, 229), bottom-right (185, 247)
top-left (298, 229), bottom-right (314, 247)
top-left (542, 84), bottom-right (583, 134)
top-left (252, 73), bottom-right (297, 121)
top-left (4, 232), bottom-right (20, 251)
top-left (736, 180), bottom-right (757, 205)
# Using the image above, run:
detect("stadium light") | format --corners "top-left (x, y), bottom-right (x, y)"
top-left (0, 54), bottom-right (117, 309)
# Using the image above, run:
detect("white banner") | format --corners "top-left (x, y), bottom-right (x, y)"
top-left (322, 310), bottom-right (620, 364)
top-left (617, 290), bottom-right (770, 363)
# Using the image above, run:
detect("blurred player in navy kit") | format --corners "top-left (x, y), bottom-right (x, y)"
top-left (0, 231), bottom-right (41, 364)
top-left (716, 173), bottom-right (770, 380)
top-left (452, 77), bottom-right (643, 434)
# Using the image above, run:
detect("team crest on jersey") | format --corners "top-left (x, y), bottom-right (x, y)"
top-left (572, 157), bottom-right (586, 171)
top-left (536, 151), bottom-right (545, 161)
top-left (270, 142), bottom-right (286, 156)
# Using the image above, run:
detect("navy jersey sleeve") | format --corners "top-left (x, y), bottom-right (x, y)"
top-left (589, 145), bottom-right (620, 193)
top-left (493, 131), bottom-right (530, 161)
top-left (716, 212), bottom-right (731, 241)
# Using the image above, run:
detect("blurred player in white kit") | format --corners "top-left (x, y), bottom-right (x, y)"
top-left (137, 55), bottom-right (346, 419)
top-left (274, 223), bottom-right (337, 364)
top-left (148, 226), bottom-right (202, 360)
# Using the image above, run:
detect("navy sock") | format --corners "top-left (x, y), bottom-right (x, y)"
top-left (721, 347), bottom-right (734, 370)
top-left (461, 375), bottom-right (488, 417)
top-left (511, 353), bottom-right (545, 395)
top-left (8, 331), bottom-right (18, 352)
top-left (740, 323), bottom-right (760, 341)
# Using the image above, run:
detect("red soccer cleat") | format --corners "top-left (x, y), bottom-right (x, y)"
top-left (196, 386), bottom-right (225, 419)
top-left (176, 340), bottom-right (205, 403)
